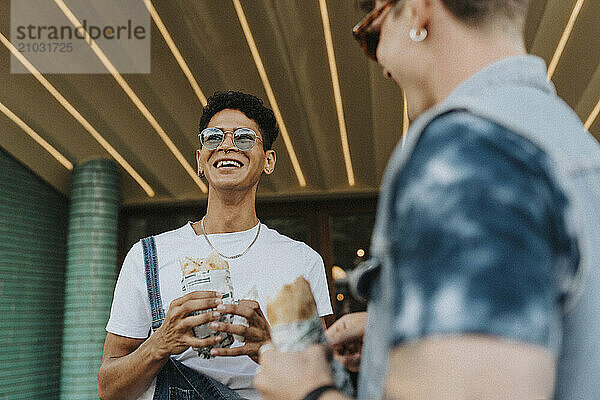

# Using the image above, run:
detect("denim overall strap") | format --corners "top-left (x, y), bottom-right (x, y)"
top-left (141, 236), bottom-right (165, 332)
top-left (153, 358), bottom-right (244, 400)
top-left (141, 236), bottom-right (245, 400)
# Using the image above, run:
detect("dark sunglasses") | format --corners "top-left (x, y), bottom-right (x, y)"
top-left (352, 0), bottom-right (397, 61)
top-left (199, 127), bottom-right (263, 151)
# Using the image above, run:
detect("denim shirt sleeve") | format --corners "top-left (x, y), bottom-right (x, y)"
top-left (389, 111), bottom-right (579, 350)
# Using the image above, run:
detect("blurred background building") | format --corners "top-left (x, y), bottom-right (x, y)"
top-left (0, 0), bottom-right (598, 398)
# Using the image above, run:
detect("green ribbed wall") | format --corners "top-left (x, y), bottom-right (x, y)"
top-left (0, 148), bottom-right (69, 399)
top-left (60, 159), bottom-right (120, 400)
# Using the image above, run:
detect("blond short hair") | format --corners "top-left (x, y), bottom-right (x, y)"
top-left (439, 0), bottom-right (530, 27)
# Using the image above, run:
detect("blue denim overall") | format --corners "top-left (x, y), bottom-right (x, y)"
top-left (141, 236), bottom-right (245, 400)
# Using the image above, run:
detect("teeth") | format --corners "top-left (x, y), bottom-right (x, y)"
top-left (216, 160), bottom-right (242, 168)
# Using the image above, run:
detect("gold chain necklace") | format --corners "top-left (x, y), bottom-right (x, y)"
top-left (200, 216), bottom-right (261, 259)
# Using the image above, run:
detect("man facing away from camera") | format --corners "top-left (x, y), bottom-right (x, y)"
top-left (255, 1), bottom-right (600, 399)
top-left (98, 91), bottom-right (332, 400)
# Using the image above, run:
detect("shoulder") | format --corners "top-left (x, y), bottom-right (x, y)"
top-left (152, 223), bottom-right (192, 244)
top-left (394, 110), bottom-right (574, 250)
top-left (400, 111), bottom-right (560, 200)
top-left (419, 111), bottom-right (550, 169)
top-left (261, 224), bottom-right (322, 261)
top-left (123, 240), bottom-right (143, 266)
top-left (123, 224), bottom-right (194, 269)
top-left (128, 224), bottom-right (192, 250)
top-left (424, 111), bottom-right (507, 135)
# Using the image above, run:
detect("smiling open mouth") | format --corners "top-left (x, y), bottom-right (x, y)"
top-left (214, 160), bottom-right (243, 168)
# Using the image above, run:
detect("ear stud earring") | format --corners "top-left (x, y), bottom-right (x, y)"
top-left (410, 28), bottom-right (428, 42)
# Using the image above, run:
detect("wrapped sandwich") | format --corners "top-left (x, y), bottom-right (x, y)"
top-left (180, 251), bottom-right (235, 358)
top-left (267, 277), bottom-right (354, 396)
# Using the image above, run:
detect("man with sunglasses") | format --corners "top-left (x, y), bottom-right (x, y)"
top-left (256, 1), bottom-right (600, 400)
top-left (99, 91), bottom-right (333, 400)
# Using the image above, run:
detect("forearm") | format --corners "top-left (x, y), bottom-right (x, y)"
top-left (98, 335), bottom-right (169, 400)
top-left (320, 390), bottom-right (354, 400)
top-left (385, 336), bottom-right (555, 400)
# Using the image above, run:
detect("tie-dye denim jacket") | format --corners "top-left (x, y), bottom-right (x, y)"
top-left (356, 56), bottom-right (600, 400)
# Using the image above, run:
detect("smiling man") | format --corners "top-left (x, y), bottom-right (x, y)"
top-left (98, 91), bottom-right (333, 400)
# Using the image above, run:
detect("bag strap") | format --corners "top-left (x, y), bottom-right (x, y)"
top-left (141, 236), bottom-right (165, 332)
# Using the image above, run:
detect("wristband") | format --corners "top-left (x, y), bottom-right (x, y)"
top-left (302, 384), bottom-right (337, 400)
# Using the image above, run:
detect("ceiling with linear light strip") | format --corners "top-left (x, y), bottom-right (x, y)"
top-left (0, 0), bottom-right (598, 206)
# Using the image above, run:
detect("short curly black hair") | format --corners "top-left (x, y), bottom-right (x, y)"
top-left (199, 91), bottom-right (279, 151)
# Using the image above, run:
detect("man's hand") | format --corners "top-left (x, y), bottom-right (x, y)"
top-left (325, 311), bottom-right (368, 372)
top-left (98, 291), bottom-right (222, 400)
top-left (207, 299), bottom-right (271, 363)
top-left (255, 344), bottom-right (335, 400)
top-left (150, 291), bottom-right (223, 358)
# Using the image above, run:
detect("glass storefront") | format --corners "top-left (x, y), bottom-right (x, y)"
top-left (331, 213), bottom-right (375, 316)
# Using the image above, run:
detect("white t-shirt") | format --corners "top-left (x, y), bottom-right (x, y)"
top-left (106, 222), bottom-right (333, 400)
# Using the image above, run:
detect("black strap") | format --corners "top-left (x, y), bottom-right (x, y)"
top-left (141, 236), bottom-right (165, 332)
top-left (302, 384), bottom-right (337, 400)
top-left (348, 258), bottom-right (381, 302)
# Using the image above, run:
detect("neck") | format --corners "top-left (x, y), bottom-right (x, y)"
top-left (195, 186), bottom-right (259, 234)
top-left (428, 24), bottom-right (526, 111)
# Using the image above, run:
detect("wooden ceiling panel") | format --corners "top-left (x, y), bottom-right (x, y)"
top-left (367, 62), bottom-right (405, 182)
top-left (0, 0), bottom-right (597, 205)
top-left (239, 0), bottom-right (338, 191)
top-left (550, 0), bottom-right (600, 107)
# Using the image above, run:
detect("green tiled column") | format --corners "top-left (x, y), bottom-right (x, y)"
top-left (0, 148), bottom-right (69, 399)
top-left (60, 159), bottom-right (120, 400)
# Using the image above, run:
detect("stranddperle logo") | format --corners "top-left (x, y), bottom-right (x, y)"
top-left (15, 20), bottom-right (147, 42)
top-left (10, 0), bottom-right (150, 74)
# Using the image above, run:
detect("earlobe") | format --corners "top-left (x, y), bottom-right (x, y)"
top-left (196, 149), bottom-right (203, 177)
top-left (263, 150), bottom-right (276, 175)
top-left (263, 163), bottom-right (274, 175)
top-left (410, 0), bottom-right (432, 34)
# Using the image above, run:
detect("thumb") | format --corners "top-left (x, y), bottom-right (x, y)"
top-left (306, 344), bottom-right (332, 362)
top-left (326, 316), bottom-right (361, 345)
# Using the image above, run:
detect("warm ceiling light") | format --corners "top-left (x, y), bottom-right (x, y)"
top-left (0, 32), bottom-right (155, 197)
top-left (336, 293), bottom-right (345, 301)
top-left (356, 248), bottom-right (365, 257)
top-left (547, 0), bottom-right (585, 79)
top-left (319, 0), bottom-right (355, 187)
top-left (54, 0), bottom-right (208, 194)
top-left (232, 0), bottom-right (307, 187)
top-left (0, 101), bottom-right (73, 170)
top-left (142, 0), bottom-right (207, 106)
top-left (584, 97), bottom-right (600, 131)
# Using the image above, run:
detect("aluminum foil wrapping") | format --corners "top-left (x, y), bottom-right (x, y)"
top-left (270, 314), bottom-right (354, 397)
top-left (181, 268), bottom-right (235, 359)
top-left (231, 285), bottom-right (259, 343)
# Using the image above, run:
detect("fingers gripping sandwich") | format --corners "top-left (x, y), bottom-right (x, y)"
top-left (267, 277), bottom-right (354, 396)
top-left (180, 251), bottom-right (235, 358)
